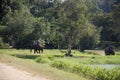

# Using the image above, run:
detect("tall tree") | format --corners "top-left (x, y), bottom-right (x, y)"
top-left (57, 0), bottom-right (101, 54)
top-left (111, 1), bottom-right (120, 42)
top-left (1, 3), bottom-right (34, 48)
top-left (0, 0), bottom-right (11, 21)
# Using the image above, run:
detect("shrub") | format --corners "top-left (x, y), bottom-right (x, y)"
top-left (0, 37), bottom-right (7, 48)
top-left (48, 55), bottom-right (55, 61)
top-left (51, 60), bottom-right (71, 71)
top-left (35, 56), bottom-right (50, 63)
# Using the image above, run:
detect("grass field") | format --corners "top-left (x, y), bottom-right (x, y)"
top-left (0, 49), bottom-right (88, 80)
top-left (0, 49), bottom-right (120, 80)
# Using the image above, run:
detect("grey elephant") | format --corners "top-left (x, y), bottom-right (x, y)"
top-left (105, 46), bottom-right (115, 55)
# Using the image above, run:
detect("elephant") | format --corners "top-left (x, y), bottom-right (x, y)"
top-left (105, 46), bottom-right (115, 55)
top-left (30, 44), bottom-right (44, 54)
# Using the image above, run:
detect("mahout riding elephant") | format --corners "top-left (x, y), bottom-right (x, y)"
top-left (105, 46), bottom-right (115, 55)
top-left (30, 41), bottom-right (44, 54)
top-left (32, 44), bottom-right (43, 54)
top-left (30, 40), bottom-right (44, 54)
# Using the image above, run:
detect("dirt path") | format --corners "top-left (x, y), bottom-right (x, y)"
top-left (0, 62), bottom-right (49, 80)
top-left (92, 50), bottom-right (105, 56)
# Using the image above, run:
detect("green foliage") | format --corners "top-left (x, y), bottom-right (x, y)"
top-left (79, 23), bottom-right (102, 51)
top-left (0, 37), bottom-right (6, 48)
top-left (55, 0), bottom-right (101, 52)
top-left (35, 56), bottom-right (50, 63)
top-left (51, 59), bottom-right (120, 80)
top-left (47, 55), bottom-right (55, 61)
top-left (31, 17), bottom-right (51, 40)
top-left (0, 25), bottom-right (9, 48)
top-left (51, 60), bottom-right (71, 71)
top-left (93, 0), bottom-right (120, 42)
top-left (112, 2), bottom-right (120, 42)
top-left (1, 3), bottom-right (35, 48)
top-left (0, 0), bottom-right (11, 21)
top-left (0, 0), bottom-right (119, 49)
top-left (35, 55), bottom-right (55, 63)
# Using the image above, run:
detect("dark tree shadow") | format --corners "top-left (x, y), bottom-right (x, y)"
top-left (11, 54), bottom-right (39, 59)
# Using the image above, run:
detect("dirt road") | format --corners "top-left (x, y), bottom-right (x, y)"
top-left (0, 63), bottom-right (49, 80)
top-left (91, 50), bottom-right (105, 56)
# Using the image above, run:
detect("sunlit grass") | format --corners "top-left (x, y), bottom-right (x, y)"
top-left (0, 49), bottom-right (88, 80)
top-left (1, 49), bottom-right (120, 64)
top-left (0, 49), bottom-right (120, 80)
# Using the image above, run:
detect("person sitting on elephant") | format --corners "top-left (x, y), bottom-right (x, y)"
top-left (31, 40), bottom-right (43, 54)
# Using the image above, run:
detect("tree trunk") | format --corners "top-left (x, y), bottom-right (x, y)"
top-left (68, 44), bottom-right (71, 54)
top-left (80, 43), bottom-right (85, 52)
top-left (65, 44), bottom-right (73, 57)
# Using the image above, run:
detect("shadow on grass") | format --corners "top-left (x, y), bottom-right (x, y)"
top-left (11, 54), bottom-right (39, 59)
top-left (10, 53), bottom-right (91, 60)
top-left (53, 55), bottom-right (65, 58)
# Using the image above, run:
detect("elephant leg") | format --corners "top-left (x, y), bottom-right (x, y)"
top-left (41, 49), bottom-right (43, 53)
top-left (34, 49), bottom-right (38, 54)
top-left (111, 51), bottom-right (115, 55)
top-left (38, 50), bottom-right (40, 53)
top-left (34, 49), bottom-right (36, 54)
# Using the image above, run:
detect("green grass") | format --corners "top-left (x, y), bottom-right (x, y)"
top-left (0, 49), bottom-right (87, 80)
top-left (51, 59), bottom-right (120, 80)
top-left (0, 49), bottom-right (120, 80)
top-left (116, 51), bottom-right (120, 55)
top-left (1, 49), bottom-right (120, 65)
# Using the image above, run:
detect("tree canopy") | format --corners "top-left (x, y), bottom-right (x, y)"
top-left (0, 0), bottom-right (119, 52)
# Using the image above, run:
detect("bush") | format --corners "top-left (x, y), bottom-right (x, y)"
top-left (48, 55), bottom-right (55, 61)
top-left (51, 60), bottom-right (71, 71)
top-left (35, 56), bottom-right (50, 63)
top-left (0, 37), bottom-right (8, 48)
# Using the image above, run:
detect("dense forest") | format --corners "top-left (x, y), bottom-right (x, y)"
top-left (0, 0), bottom-right (120, 52)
